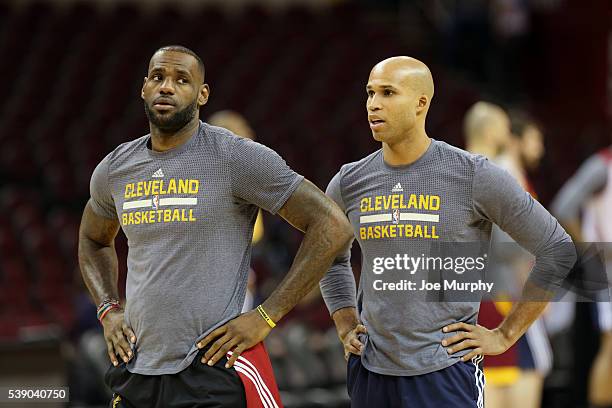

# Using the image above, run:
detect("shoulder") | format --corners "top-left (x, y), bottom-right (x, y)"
top-left (423, 140), bottom-right (491, 183)
top-left (432, 140), bottom-right (483, 169)
top-left (574, 149), bottom-right (611, 178)
top-left (198, 122), bottom-right (242, 157)
top-left (202, 122), bottom-right (283, 160)
top-left (90, 135), bottom-right (147, 191)
top-left (596, 146), bottom-right (612, 164)
top-left (103, 134), bottom-right (149, 171)
top-left (202, 122), bottom-right (241, 145)
top-left (336, 149), bottom-right (383, 180)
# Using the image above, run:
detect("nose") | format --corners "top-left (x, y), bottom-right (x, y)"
top-left (159, 77), bottom-right (175, 95)
top-left (367, 95), bottom-right (382, 111)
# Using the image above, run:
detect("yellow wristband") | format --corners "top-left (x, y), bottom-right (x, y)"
top-left (256, 305), bottom-right (276, 328)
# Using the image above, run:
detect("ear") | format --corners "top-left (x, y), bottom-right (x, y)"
top-left (416, 95), bottom-right (428, 114)
top-left (141, 77), bottom-right (147, 100)
top-left (198, 84), bottom-right (210, 107)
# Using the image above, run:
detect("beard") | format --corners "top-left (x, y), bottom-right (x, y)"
top-left (144, 98), bottom-right (199, 132)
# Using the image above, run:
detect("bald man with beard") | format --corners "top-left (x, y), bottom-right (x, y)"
top-left (319, 57), bottom-right (576, 407)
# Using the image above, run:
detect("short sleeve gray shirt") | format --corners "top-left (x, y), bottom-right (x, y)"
top-left (89, 122), bottom-right (303, 375)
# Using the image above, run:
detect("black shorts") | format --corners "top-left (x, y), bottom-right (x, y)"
top-left (346, 354), bottom-right (484, 408)
top-left (105, 348), bottom-right (246, 408)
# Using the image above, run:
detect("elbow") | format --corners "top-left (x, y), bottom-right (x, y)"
top-left (565, 244), bottom-right (578, 269)
top-left (547, 240), bottom-right (578, 276)
top-left (326, 210), bottom-right (353, 252)
top-left (559, 233), bottom-right (578, 268)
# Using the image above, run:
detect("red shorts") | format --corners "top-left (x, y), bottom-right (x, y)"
top-left (227, 342), bottom-right (283, 408)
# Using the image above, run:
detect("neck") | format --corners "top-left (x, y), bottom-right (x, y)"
top-left (150, 117), bottom-right (199, 152)
top-left (382, 127), bottom-right (431, 166)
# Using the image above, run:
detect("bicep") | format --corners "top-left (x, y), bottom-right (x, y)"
top-left (474, 159), bottom-right (534, 228)
top-left (79, 200), bottom-right (120, 246)
top-left (277, 179), bottom-right (341, 232)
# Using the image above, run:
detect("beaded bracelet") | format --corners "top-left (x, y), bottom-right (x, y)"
top-left (97, 299), bottom-right (121, 322)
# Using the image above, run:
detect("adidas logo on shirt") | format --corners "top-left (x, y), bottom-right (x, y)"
top-left (152, 168), bottom-right (164, 178)
top-left (391, 183), bottom-right (403, 192)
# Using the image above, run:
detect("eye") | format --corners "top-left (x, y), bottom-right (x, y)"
top-left (178, 78), bottom-right (189, 84)
top-left (367, 90), bottom-right (374, 97)
top-left (151, 75), bottom-right (162, 81)
top-left (384, 89), bottom-right (394, 96)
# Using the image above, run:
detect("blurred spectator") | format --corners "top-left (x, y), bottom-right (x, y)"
top-left (208, 110), bottom-right (256, 141)
top-left (466, 103), bottom-right (552, 408)
top-left (552, 145), bottom-right (612, 408)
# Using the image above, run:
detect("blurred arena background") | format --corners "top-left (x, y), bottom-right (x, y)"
top-left (0, 0), bottom-right (610, 407)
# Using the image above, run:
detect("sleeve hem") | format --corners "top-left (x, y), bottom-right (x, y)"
top-left (327, 300), bottom-right (358, 316)
top-left (88, 199), bottom-right (118, 220)
top-left (267, 174), bottom-right (305, 215)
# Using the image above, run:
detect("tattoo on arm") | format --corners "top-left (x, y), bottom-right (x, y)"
top-left (78, 200), bottom-right (121, 306)
top-left (263, 179), bottom-right (353, 321)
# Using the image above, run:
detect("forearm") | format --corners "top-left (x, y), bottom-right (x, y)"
top-left (332, 307), bottom-right (359, 340)
top-left (527, 237), bottom-right (576, 293)
top-left (320, 247), bottom-right (357, 313)
top-left (262, 217), bottom-right (352, 322)
top-left (444, 282), bottom-right (552, 360)
top-left (78, 236), bottom-right (120, 306)
top-left (497, 281), bottom-right (551, 346)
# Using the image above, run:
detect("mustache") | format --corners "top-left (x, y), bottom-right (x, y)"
top-left (144, 98), bottom-right (199, 131)
top-left (153, 96), bottom-right (176, 106)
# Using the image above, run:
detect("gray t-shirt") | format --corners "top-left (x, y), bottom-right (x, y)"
top-left (319, 139), bottom-right (575, 376)
top-left (89, 121), bottom-right (303, 375)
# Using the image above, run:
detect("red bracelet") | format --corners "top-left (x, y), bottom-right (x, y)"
top-left (97, 298), bottom-right (121, 322)
top-left (98, 303), bottom-right (121, 322)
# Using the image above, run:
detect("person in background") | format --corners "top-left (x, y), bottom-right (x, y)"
top-left (465, 103), bottom-right (553, 408)
top-left (552, 145), bottom-right (612, 408)
top-left (464, 101), bottom-right (512, 159)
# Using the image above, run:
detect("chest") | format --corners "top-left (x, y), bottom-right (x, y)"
top-left (111, 161), bottom-right (242, 241)
top-left (343, 172), bottom-right (475, 244)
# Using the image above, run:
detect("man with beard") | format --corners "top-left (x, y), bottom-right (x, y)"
top-left (78, 45), bottom-right (353, 408)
